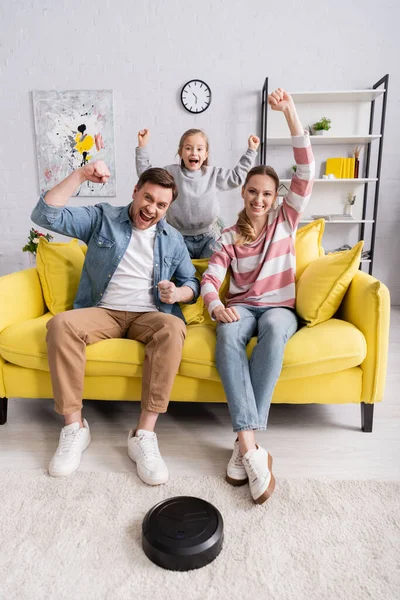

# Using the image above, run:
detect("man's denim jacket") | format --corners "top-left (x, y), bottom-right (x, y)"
top-left (31, 194), bottom-right (200, 322)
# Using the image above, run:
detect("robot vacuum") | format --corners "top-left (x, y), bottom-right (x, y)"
top-left (142, 496), bottom-right (224, 571)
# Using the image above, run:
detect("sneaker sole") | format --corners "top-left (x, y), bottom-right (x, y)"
top-left (127, 447), bottom-right (169, 486)
top-left (226, 474), bottom-right (249, 486)
top-left (254, 453), bottom-right (275, 505)
top-left (48, 434), bottom-right (91, 478)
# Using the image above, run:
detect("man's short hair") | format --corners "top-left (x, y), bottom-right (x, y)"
top-left (136, 168), bottom-right (178, 202)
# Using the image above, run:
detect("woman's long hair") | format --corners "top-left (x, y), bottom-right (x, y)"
top-left (235, 165), bottom-right (279, 246)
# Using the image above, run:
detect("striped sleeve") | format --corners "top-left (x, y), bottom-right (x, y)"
top-left (282, 131), bottom-right (315, 231)
top-left (201, 238), bottom-right (232, 317)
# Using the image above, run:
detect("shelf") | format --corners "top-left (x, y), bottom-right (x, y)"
top-left (268, 135), bottom-right (381, 146)
top-left (289, 90), bottom-right (385, 103)
top-left (280, 178), bottom-right (378, 185)
top-left (361, 259), bottom-right (372, 263)
top-left (300, 219), bottom-right (374, 224)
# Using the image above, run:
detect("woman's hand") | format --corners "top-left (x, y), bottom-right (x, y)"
top-left (138, 129), bottom-right (150, 148)
top-left (248, 135), bottom-right (260, 151)
top-left (213, 306), bottom-right (241, 323)
top-left (81, 160), bottom-right (110, 184)
top-left (268, 88), bottom-right (294, 112)
top-left (268, 88), bottom-right (303, 135)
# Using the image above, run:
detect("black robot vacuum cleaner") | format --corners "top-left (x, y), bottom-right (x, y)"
top-left (142, 496), bottom-right (224, 571)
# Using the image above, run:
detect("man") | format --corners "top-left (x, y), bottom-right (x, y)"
top-left (31, 160), bottom-right (200, 484)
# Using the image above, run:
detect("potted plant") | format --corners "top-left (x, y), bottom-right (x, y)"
top-left (312, 117), bottom-right (331, 136)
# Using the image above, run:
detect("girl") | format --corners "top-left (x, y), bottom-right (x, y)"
top-left (201, 88), bottom-right (315, 504)
top-left (136, 128), bottom-right (260, 258)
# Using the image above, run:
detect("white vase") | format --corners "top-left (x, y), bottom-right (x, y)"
top-left (344, 203), bottom-right (353, 216)
top-left (28, 253), bottom-right (36, 268)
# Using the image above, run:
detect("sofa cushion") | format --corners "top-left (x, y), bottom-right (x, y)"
top-left (0, 314), bottom-right (366, 382)
top-left (179, 268), bottom-right (205, 325)
top-left (0, 314), bottom-right (144, 376)
top-left (295, 219), bottom-right (325, 279)
top-left (36, 238), bottom-right (85, 314)
top-left (179, 319), bottom-right (366, 382)
top-left (296, 241), bottom-right (364, 327)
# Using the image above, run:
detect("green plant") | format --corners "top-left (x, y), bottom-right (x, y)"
top-left (313, 117), bottom-right (331, 131)
top-left (22, 228), bottom-right (53, 255)
top-left (291, 164), bottom-right (297, 173)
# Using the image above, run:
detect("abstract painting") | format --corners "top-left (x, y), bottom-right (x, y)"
top-left (32, 90), bottom-right (116, 196)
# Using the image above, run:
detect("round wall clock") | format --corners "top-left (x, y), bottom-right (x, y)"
top-left (181, 80), bottom-right (212, 114)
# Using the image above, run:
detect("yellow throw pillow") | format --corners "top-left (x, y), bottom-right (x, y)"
top-left (179, 265), bottom-right (205, 325)
top-left (180, 297), bottom-right (205, 325)
top-left (296, 241), bottom-right (364, 327)
top-left (295, 219), bottom-right (325, 280)
top-left (36, 238), bottom-right (85, 314)
top-left (192, 258), bottom-right (231, 327)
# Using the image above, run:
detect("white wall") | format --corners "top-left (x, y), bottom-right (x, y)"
top-left (1, 0), bottom-right (399, 301)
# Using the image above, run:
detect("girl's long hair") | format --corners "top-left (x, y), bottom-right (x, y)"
top-left (177, 129), bottom-right (209, 167)
top-left (235, 165), bottom-right (279, 246)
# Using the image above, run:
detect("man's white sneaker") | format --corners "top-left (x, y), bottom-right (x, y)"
top-left (242, 445), bottom-right (275, 504)
top-left (226, 440), bottom-right (248, 486)
top-left (127, 429), bottom-right (169, 486)
top-left (49, 419), bottom-right (91, 477)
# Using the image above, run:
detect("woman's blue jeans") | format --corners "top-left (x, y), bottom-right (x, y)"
top-left (215, 305), bottom-right (298, 432)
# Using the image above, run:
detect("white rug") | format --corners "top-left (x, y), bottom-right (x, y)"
top-left (1, 471), bottom-right (399, 600)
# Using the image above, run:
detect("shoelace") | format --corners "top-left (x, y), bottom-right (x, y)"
top-left (243, 456), bottom-right (259, 484)
top-left (138, 435), bottom-right (160, 461)
top-left (56, 429), bottom-right (80, 455)
top-left (232, 445), bottom-right (244, 468)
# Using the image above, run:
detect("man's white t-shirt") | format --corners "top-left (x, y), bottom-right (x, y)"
top-left (99, 224), bottom-right (157, 312)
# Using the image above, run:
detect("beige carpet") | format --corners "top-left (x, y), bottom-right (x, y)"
top-left (0, 471), bottom-right (399, 600)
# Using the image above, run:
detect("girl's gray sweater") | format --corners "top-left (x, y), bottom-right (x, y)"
top-left (135, 147), bottom-right (257, 236)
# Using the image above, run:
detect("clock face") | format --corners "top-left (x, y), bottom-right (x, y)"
top-left (181, 80), bottom-right (212, 114)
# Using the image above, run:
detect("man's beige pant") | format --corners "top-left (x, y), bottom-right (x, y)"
top-left (46, 308), bottom-right (186, 416)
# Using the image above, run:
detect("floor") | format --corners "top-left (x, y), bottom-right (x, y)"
top-left (1, 309), bottom-right (399, 481)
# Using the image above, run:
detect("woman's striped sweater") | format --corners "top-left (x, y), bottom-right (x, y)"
top-left (201, 132), bottom-right (315, 316)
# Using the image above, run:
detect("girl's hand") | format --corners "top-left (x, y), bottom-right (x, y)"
top-left (213, 306), bottom-right (241, 323)
top-left (268, 88), bottom-right (294, 112)
top-left (138, 129), bottom-right (150, 148)
top-left (248, 135), bottom-right (260, 151)
top-left (81, 160), bottom-right (110, 184)
top-left (158, 280), bottom-right (178, 304)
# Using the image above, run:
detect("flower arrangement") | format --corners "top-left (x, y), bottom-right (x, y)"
top-left (22, 228), bottom-right (53, 255)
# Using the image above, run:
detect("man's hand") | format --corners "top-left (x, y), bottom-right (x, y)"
top-left (248, 135), bottom-right (260, 151)
top-left (268, 88), bottom-right (294, 112)
top-left (158, 280), bottom-right (179, 304)
top-left (138, 129), bottom-right (150, 148)
top-left (213, 305), bottom-right (241, 323)
top-left (81, 160), bottom-right (110, 184)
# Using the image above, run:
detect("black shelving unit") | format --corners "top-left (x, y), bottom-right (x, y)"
top-left (260, 75), bottom-right (389, 276)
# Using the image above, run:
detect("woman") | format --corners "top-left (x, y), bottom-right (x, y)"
top-left (201, 88), bottom-right (315, 504)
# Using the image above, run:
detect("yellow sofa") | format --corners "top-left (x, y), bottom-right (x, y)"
top-left (0, 223), bottom-right (390, 432)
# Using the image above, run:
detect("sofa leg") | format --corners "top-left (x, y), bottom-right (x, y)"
top-left (0, 397), bottom-right (8, 425)
top-left (361, 403), bottom-right (374, 433)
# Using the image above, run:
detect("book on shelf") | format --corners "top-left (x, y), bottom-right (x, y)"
top-left (325, 157), bottom-right (355, 179)
top-left (311, 214), bottom-right (355, 221)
